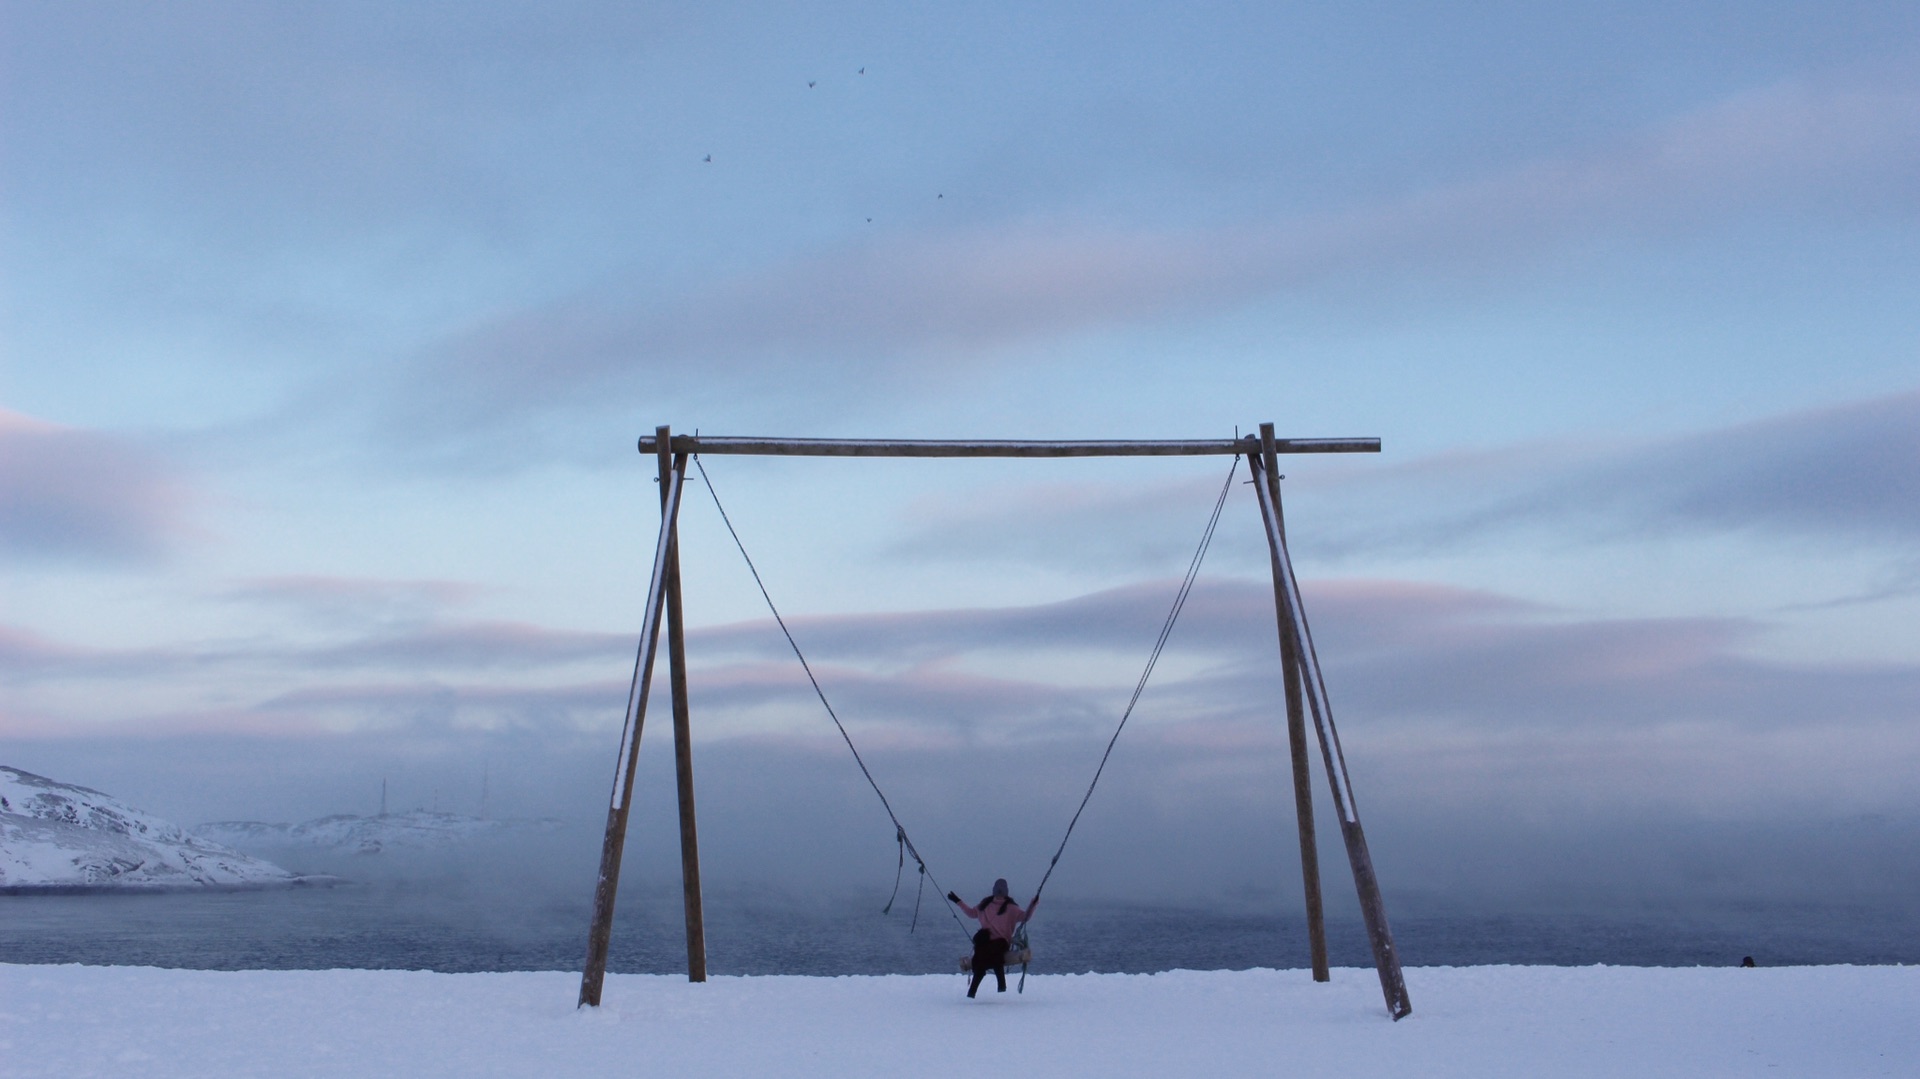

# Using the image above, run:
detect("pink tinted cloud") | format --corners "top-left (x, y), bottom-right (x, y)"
top-left (308, 620), bottom-right (631, 670)
top-left (10, 574), bottom-right (1919, 816)
top-left (685, 578), bottom-right (1277, 665)
top-left (404, 222), bottom-right (1221, 431)
top-left (0, 621), bottom-right (194, 681)
top-left (678, 576), bottom-right (1779, 742)
top-left (684, 658), bottom-right (1111, 748)
top-left (0, 409), bottom-right (190, 562)
top-left (1316, 388), bottom-right (1920, 555)
top-left (682, 576), bottom-right (1920, 816)
top-left (228, 575), bottom-right (483, 617)
top-left (404, 77), bottom-right (1920, 433)
top-left (883, 388), bottom-right (1920, 571)
top-left (0, 624), bottom-right (88, 669)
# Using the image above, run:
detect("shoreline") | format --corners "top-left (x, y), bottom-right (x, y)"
top-left (0, 874), bottom-right (343, 897)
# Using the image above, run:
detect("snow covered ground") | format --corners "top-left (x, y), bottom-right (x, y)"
top-left (0, 767), bottom-right (295, 891)
top-left (2, 963), bottom-right (1912, 1077)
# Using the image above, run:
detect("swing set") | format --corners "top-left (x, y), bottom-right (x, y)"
top-left (577, 424), bottom-right (1413, 1020)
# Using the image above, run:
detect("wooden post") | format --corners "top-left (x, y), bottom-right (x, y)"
top-left (579, 452), bottom-right (687, 1008)
top-left (1254, 424), bottom-right (1329, 982)
top-left (655, 428), bottom-right (708, 983)
top-left (1249, 430), bottom-right (1412, 1020)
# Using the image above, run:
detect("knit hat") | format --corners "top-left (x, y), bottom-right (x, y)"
top-left (992, 878), bottom-right (1009, 898)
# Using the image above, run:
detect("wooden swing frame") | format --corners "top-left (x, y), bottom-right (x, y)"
top-left (577, 424), bottom-right (1413, 1020)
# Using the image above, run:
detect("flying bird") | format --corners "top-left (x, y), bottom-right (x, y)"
top-left (808, 81), bottom-right (816, 88)
top-left (858, 67), bottom-right (866, 74)
top-left (703, 154), bottom-right (712, 163)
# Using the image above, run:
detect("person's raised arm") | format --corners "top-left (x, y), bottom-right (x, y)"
top-left (948, 892), bottom-right (979, 919)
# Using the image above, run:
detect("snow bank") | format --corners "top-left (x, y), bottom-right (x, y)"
top-left (0, 767), bottom-right (294, 891)
top-left (2, 963), bottom-right (1912, 1077)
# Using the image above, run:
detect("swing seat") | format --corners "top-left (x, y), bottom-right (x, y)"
top-left (959, 947), bottom-right (1031, 973)
top-left (960, 924), bottom-right (1032, 973)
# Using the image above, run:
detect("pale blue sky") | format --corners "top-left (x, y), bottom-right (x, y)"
top-left (3, 2), bottom-right (1917, 905)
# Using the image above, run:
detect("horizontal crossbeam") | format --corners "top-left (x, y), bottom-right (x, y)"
top-left (636, 434), bottom-right (1380, 458)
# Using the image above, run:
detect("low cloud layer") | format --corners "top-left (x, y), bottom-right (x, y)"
top-left (0, 409), bottom-right (188, 562)
top-left (1351, 388), bottom-right (1920, 553)
top-left (880, 388), bottom-right (1920, 575)
top-left (10, 572), bottom-right (1916, 827)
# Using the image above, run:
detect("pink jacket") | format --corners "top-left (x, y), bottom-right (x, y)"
top-left (956, 894), bottom-right (1037, 942)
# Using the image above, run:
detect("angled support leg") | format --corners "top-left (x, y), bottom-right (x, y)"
top-left (579, 443), bottom-right (688, 1008)
top-left (1247, 435), bottom-right (1329, 983)
top-left (656, 429), bottom-right (708, 983)
top-left (1250, 422), bottom-right (1411, 1020)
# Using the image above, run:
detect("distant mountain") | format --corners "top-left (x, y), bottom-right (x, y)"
top-left (0, 766), bottom-right (298, 892)
top-left (197, 810), bottom-right (563, 856)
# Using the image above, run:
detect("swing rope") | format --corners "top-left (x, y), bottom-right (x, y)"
top-left (693, 456), bottom-right (969, 939)
top-left (882, 825), bottom-right (929, 933)
top-left (1030, 455), bottom-right (1238, 904)
top-left (691, 452), bottom-right (1239, 950)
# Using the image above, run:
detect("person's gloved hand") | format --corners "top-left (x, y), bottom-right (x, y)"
top-left (947, 892), bottom-right (961, 904)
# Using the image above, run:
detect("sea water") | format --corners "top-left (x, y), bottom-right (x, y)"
top-left (3, 881), bottom-right (1915, 974)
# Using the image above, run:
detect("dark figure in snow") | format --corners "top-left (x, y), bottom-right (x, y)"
top-left (948, 878), bottom-right (1037, 998)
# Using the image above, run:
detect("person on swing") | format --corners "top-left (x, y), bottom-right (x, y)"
top-left (948, 878), bottom-right (1037, 998)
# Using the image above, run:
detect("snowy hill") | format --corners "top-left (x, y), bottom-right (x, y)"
top-left (198, 810), bottom-right (563, 856)
top-left (0, 766), bottom-right (297, 891)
